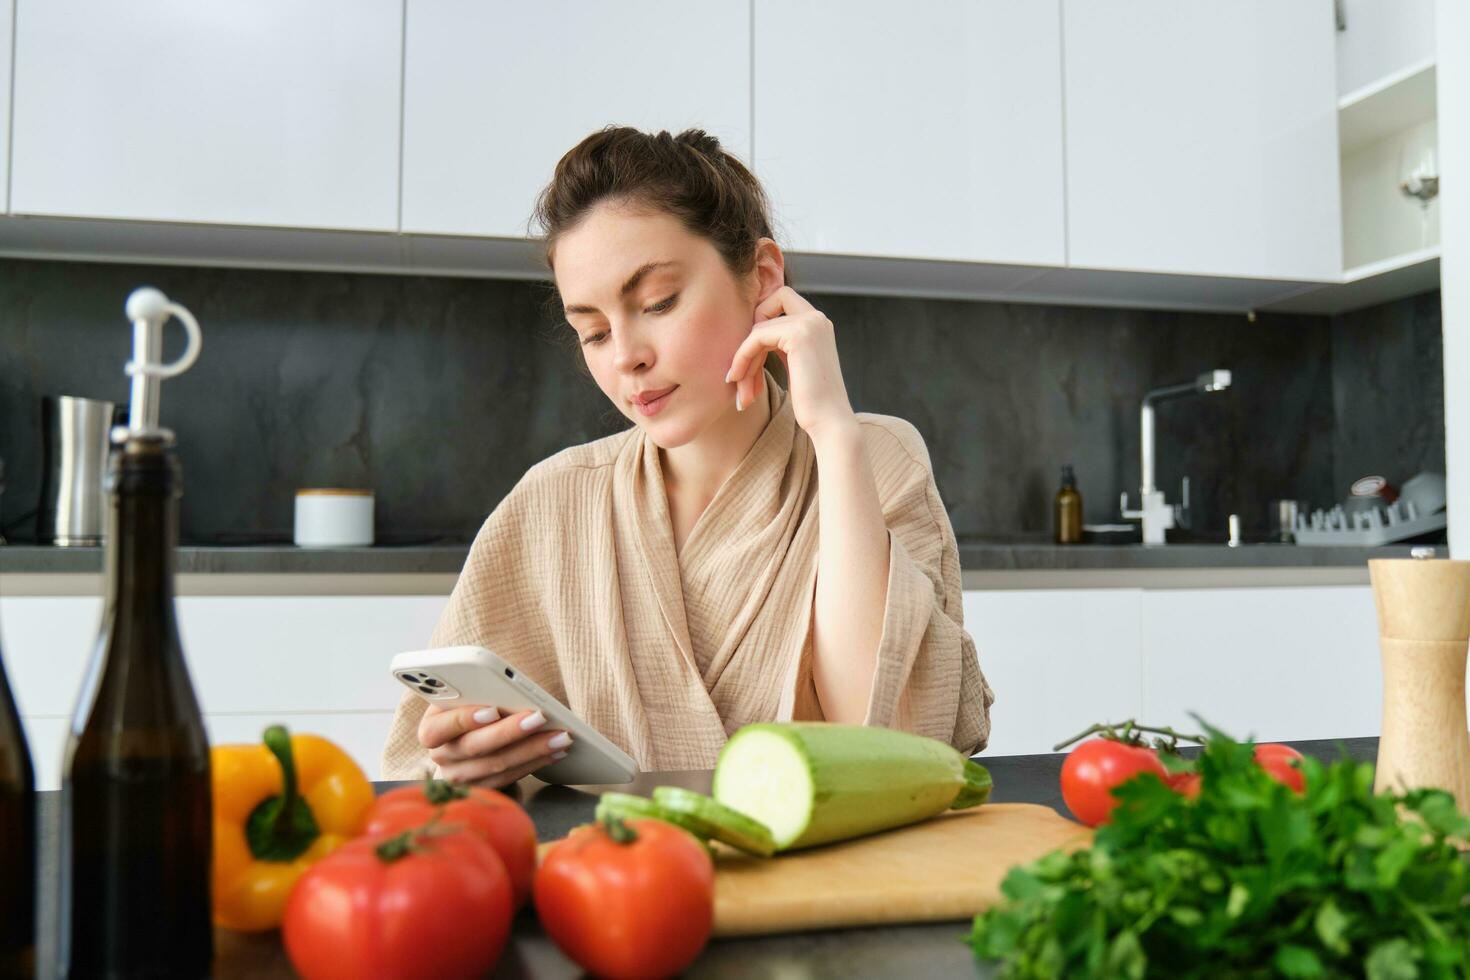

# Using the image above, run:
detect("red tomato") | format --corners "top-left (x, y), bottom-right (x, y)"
top-left (1060, 739), bottom-right (1169, 826)
top-left (535, 817), bottom-right (713, 979)
top-left (1253, 743), bottom-right (1306, 793)
top-left (283, 823), bottom-right (513, 980)
top-left (1166, 771), bottom-right (1202, 799)
top-left (365, 781), bottom-right (538, 908)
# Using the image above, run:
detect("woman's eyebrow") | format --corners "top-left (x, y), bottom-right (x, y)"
top-left (563, 260), bottom-right (681, 316)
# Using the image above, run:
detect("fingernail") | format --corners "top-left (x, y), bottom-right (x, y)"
top-left (724, 368), bottom-right (735, 383)
top-left (473, 707), bottom-right (499, 725)
top-left (551, 751), bottom-right (569, 761)
top-left (736, 391), bottom-right (744, 412)
top-left (520, 710), bottom-right (546, 732)
top-left (548, 731), bottom-right (572, 750)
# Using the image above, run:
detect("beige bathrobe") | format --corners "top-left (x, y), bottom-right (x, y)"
top-left (381, 374), bottom-right (993, 778)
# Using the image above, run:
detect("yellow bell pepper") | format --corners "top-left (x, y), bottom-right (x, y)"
top-left (211, 725), bottom-right (375, 931)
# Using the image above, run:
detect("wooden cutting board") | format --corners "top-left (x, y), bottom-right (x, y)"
top-left (709, 803), bottom-right (1091, 937)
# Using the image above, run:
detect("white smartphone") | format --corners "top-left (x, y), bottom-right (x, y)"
top-left (390, 645), bottom-right (639, 786)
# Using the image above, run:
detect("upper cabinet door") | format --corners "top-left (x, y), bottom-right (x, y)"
top-left (1063, 0), bottom-right (1341, 282)
top-left (0, 0), bottom-right (12, 213)
top-left (401, 1), bottom-right (751, 239)
top-left (753, 1), bottom-right (1065, 266)
top-left (1336, 0), bottom-right (1435, 97)
top-left (10, 0), bottom-right (402, 232)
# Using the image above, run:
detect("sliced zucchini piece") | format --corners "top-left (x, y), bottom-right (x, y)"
top-left (593, 792), bottom-right (710, 842)
top-left (651, 786), bottom-right (776, 857)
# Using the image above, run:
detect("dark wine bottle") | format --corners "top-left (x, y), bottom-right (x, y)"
top-left (0, 611), bottom-right (37, 979)
top-left (59, 289), bottom-right (212, 978)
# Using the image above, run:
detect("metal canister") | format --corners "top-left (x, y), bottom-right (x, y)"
top-left (38, 395), bottom-right (117, 546)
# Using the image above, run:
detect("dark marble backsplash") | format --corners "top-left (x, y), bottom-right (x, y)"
top-left (1330, 290), bottom-right (1445, 501)
top-left (0, 256), bottom-right (1444, 545)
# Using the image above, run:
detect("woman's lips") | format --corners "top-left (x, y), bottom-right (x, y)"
top-left (633, 386), bottom-right (677, 417)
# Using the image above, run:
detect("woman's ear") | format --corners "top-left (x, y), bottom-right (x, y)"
top-left (750, 238), bottom-right (785, 304)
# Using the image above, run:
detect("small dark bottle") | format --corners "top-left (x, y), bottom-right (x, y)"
top-left (1054, 465), bottom-right (1083, 545)
top-left (0, 611), bottom-right (37, 979)
top-left (59, 289), bottom-right (212, 978)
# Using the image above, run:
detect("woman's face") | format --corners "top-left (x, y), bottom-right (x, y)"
top-left (554, 201), bottom-right (773, 449)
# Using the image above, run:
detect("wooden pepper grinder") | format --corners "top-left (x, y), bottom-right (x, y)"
top-left (1369, 551), bottom-right (1470, 812)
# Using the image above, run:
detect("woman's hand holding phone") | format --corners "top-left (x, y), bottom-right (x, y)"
top-left (417, 702), bottom-right (574, 790)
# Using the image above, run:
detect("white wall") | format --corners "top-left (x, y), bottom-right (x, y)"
top-left (1439, 0), bottom-right (1468, 555)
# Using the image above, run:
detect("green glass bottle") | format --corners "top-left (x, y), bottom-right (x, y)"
top-left (59, 288), bottom-right (212, 978)
top-left (0, 609), bottom-right (37, 978)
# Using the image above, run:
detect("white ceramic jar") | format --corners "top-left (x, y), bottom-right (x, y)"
top-left (294, 489), bottom-right (374, 547)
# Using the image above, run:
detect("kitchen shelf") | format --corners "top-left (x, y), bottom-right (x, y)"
top-left (1262, 245), bottom-right (1440, 315)
top-left (1344, 244), bottom-right (1441, 284)
top-left (1338, 59), bottom-right (1437, 154)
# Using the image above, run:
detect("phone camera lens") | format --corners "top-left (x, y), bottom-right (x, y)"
top-left (417, 684), bottom-right (435, 695)
top-left (424, 678), bottom-right (444, 688)
top-left (504, 668), bottom-right (515, 679)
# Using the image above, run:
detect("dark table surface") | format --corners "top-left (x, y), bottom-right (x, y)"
top-left (34, 737), bottom-right (1380, 979)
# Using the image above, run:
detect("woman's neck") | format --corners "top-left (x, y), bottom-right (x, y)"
top-left (659, 381), bottom-right (774, 503)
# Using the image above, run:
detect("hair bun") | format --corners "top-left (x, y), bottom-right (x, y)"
top-left (675, 129), bottom-right (725, 159)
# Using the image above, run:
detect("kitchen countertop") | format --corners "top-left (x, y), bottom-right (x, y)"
top-left (0, 540), bottom-right (1421, 575)
top-left (32, 736), bottom-right (1379, 978)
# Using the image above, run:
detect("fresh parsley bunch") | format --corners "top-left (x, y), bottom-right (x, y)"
top-left (968, 725), bottom-right (1470, 979)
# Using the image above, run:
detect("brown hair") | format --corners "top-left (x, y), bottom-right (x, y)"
top-left (531, 126), bottom-right (789, 387)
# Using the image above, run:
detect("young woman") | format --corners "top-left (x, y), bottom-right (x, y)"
top-left (381, 127), bottom-right (994, 786)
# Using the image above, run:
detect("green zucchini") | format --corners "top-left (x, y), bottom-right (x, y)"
top-left (651, 786), bottom-right (776, 857)
top-left (711, 722), bottom-right (993, 851)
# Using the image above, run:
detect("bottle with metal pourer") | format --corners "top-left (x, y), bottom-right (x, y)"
top-left (58, 288), bottom-right (213, 977)
top-left (0, 603), bottom-right (37, 977)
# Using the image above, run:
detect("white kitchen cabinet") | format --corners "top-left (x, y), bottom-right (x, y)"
top-left (964, 589), bottom-right (1143, 757)
top-left (16, 713), bottom-right (400, 797)
top-left (1062, 0), bottom-right (1342, 282)
top-left (753, 0), bottom-right (1065, 266)
top-left (0, 0), bottom-right (12, 213)
top-left (965, 584), bottom-right (1391, 758)
top-left (2, 594), bottom-right (448, 789)
top-left (10, 0), bottom-right (402, 231)
top-left (1335, 0), bottom-right (1436, 99)
top-left (401, 0), bottom-right (750, 239)
top-left (1139, 587), bottom-right (1382, 743)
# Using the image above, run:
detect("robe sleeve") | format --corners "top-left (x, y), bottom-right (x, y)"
top-left (379, 469), bottom-right (561, 780)
top-left (854, 421), bottom-right (995, 755)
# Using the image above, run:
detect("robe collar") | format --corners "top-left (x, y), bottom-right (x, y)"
top-left (621, 370), bottom-right (799, 681)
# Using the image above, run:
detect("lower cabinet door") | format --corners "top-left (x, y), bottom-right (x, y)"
top-left (1140, 586), bottom-right (1382, 743)
top-left (3, 593), bottom-right (449, 789)
top-left (963, 589), bottom-right (1144, 757)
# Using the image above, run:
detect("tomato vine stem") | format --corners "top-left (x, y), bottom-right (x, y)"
top-left (1053, 719), bottom-right (1206, 752)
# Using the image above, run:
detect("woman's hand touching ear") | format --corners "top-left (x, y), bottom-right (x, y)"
top-left (724, 286), bottom-right (857, 445)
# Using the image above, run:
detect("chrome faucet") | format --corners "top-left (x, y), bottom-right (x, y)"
top-left (1120, 370), bottom-right (1233, 545)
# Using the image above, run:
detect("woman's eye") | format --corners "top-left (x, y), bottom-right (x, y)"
top-left (645, 294), bottom-right (678, 314)
top-left (580, 332), bottom-right (608, 346)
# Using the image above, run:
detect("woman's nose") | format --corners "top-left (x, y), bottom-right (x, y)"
top-left (611, 329), bottom-right (652, 373)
